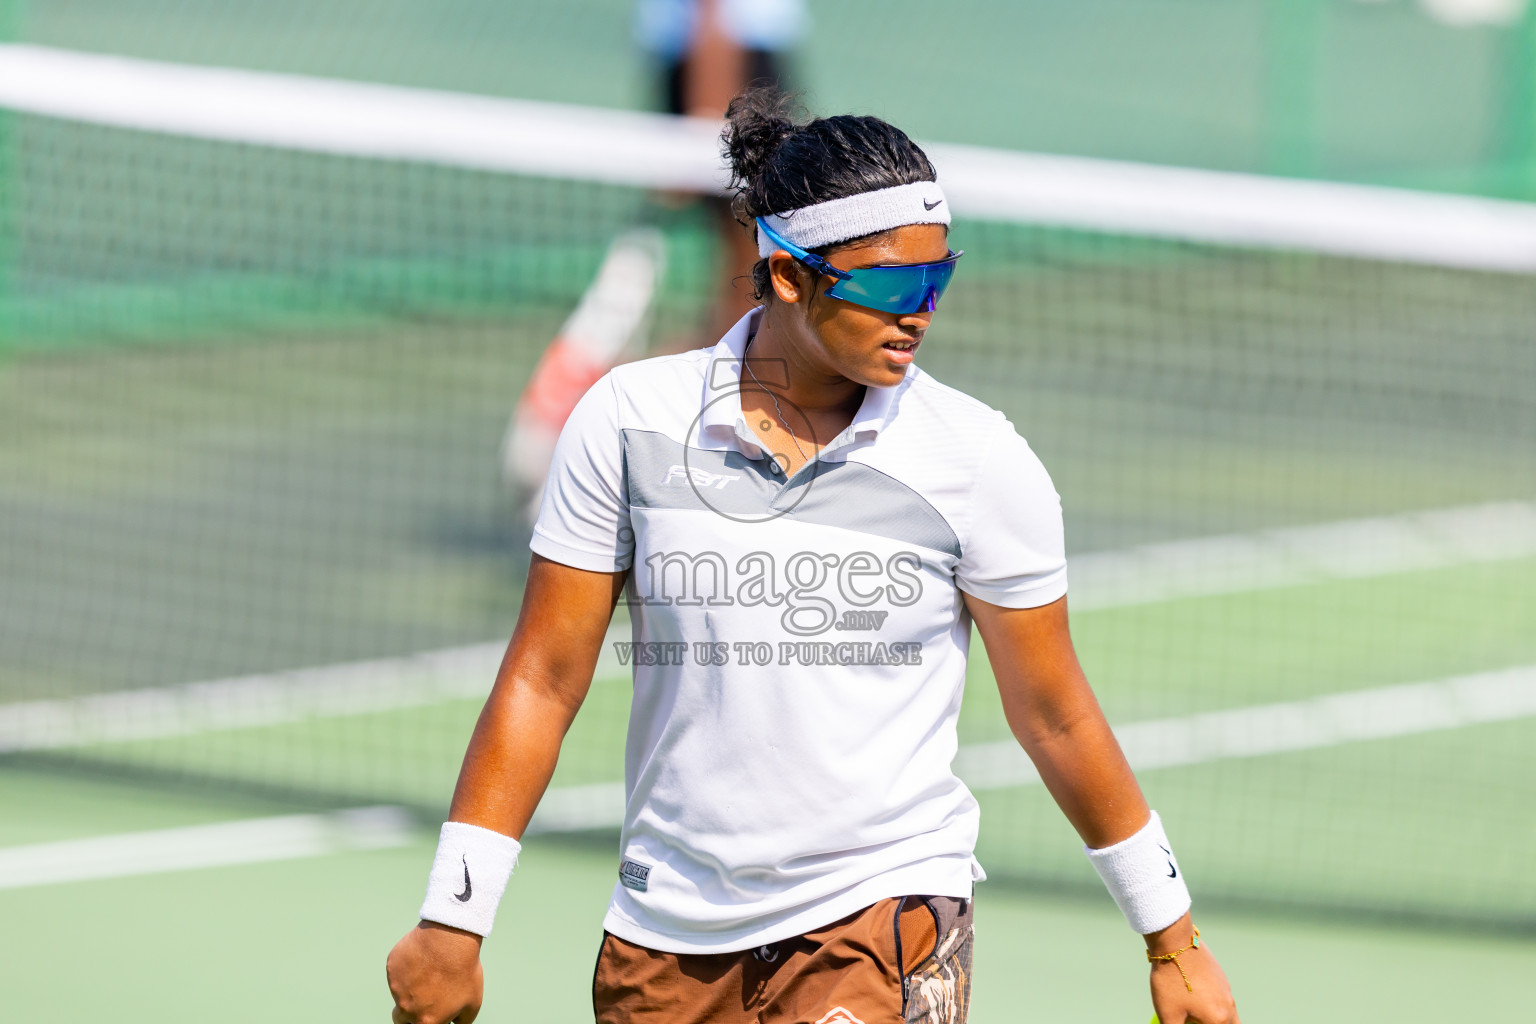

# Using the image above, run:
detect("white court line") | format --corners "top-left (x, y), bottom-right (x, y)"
top-left (6, 666), bottom-right (1533, 849)
top-left (4, 667), bottom-right (1528, 881)
top-left (953, 663), bottom-right (1536, 791)
top-left (4, 44), bottom-right (1536, 272)
top-left (0, 625), bottom-right (620, 754)
top-left (2, 500), bottom-right (1531, 756)
top-left (0, 806), bottom-right (415, 890)
top-left (527, 782), bottom-right (630, 835)
top-left (537, 663), bottom-right (1536, 831)
top-left (1068, 499), bottom-right (1536, 611)
top-left (0, 641), bottom-right (507, 753)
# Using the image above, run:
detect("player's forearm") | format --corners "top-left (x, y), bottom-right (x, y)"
top-left (442, 556), bottom-right (624, 837)
top-left (969, 595), bottom-right (1154, 850)
top-left (445, 672), bottom-right (583, 839)
top-left (1012, 705), bottom-right (1150, 850)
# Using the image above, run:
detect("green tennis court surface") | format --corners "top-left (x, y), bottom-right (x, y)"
top-left (3, 768), bottom-right (1533, 1021)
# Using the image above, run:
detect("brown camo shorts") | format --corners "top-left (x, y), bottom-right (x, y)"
top-left (593, 894), bottom-right (974, 1024)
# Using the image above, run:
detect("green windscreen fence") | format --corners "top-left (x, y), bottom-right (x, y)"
top-left (2, 46), bottom-right (1534, 930)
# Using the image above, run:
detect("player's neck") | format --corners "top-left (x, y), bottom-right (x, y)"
top-left (748, 308), bottom-right (865, 419)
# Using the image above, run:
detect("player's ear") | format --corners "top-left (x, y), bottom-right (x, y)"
top-left (767, 251), bottom-right (807, 304)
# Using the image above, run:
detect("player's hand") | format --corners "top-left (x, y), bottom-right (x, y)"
top-left (386, 920), bottom-right (485, 1024)
top-left (1146, 917), bottom-right (1239, 1024)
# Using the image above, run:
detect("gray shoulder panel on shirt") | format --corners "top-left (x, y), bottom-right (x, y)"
top-left (623, 429), bottom-right (961, 557)
top-left (773, 459), bottom-right (960, 558)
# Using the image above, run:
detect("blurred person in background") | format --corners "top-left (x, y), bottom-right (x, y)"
top-left (500, 0), bottom-right (808, 518)
top-left (644, 0), bottom-right (807, 338)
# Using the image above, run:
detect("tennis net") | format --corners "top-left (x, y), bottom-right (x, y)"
top-left (2, 45), bottom-right (1534, 928)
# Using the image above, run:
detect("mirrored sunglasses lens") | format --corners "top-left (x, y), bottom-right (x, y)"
top-left (837, 270), bottom-right (930, 313)
top-left (825, 254), bottom-right (961, 313)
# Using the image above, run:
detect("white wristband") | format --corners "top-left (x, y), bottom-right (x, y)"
top-left (419, 821), bottom-right (521, 937)
top-left (1083, 810), bottom-right (1192, 935)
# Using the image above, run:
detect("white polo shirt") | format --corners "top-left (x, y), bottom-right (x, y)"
top-left (530, 308), bottom-right (1067, 954)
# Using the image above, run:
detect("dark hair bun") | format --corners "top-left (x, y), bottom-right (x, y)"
top-left (723, 87), bottom-right (800, 202)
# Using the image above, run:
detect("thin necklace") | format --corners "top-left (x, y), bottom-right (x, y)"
top-left (742, 333), bottom-right (810, 470)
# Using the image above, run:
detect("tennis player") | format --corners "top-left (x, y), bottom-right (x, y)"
top-left (387, 90), bottom-right (1240, 1024)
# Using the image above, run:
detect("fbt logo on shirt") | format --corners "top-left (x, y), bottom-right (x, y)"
top-left (663, 464), bottom-right (739, 491)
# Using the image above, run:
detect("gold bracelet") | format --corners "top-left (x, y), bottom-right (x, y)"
top-left (1145, 926), bottom-right (1201, 992)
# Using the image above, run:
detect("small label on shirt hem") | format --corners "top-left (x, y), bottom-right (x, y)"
top-left (619, 858), bottom-right (652, 892)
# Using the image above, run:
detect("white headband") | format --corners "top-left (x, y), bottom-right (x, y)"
top-left (756, 181), bottom-right (950, 258)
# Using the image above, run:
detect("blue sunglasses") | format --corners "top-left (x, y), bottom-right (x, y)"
top-left (755, 217), bottom-right (963, 315)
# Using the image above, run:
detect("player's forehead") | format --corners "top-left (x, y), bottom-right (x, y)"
top-left (826, 223), bottom-right (950, 269)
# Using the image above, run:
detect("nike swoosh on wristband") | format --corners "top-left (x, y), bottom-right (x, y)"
top-left (923, 199), bottom-right (943, 211)
top-left (455, 855), bottom-right (472, 902)
top-left (1159, 844), bottom-right (1178, 879)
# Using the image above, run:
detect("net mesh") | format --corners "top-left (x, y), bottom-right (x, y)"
top-left (2, 61), bottom-right (1535, 929)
